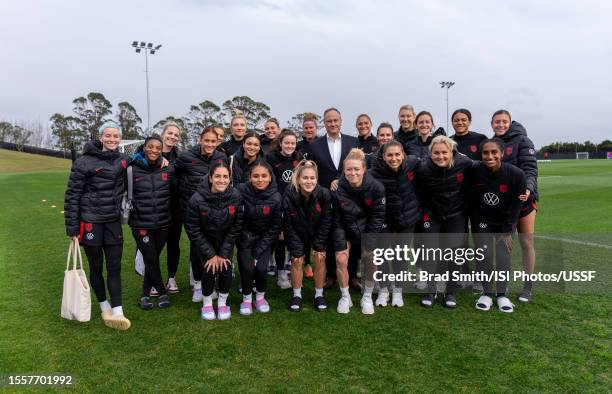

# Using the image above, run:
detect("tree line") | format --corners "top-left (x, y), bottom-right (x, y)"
top-left (539, 140), bottom-right (612, 154)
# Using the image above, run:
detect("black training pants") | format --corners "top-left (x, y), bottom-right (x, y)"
top-left (132, 227), bottom-right (169, 297)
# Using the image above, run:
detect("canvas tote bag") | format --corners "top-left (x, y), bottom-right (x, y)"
top-left (61, 239), bottom-right (91, 322)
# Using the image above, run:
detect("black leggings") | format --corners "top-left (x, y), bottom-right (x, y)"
top-left (132, 228), bottom-right (169, 297)
top-left (471, 216), bottom-right (512, 296)
top-left (419, 213), bottom-right (466, 295)
top-left (238, 248), bottom-right (271, 294)
top-left (187, 223), bottom-right (202, 282)
top-left (82, 244), bottom-right (123, 307)
top-left (165, 219), bottom-right (182, 278)
top-left (202, 262), bottom-right (232, 297)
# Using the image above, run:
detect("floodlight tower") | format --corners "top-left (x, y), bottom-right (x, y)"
top-left (439, 81), bottom-right (455, 132)
top-left (132, 41), bottom-right (162, 131)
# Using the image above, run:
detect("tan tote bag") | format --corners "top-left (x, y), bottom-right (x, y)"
top-left (61, 239), bottom-right (91, 322)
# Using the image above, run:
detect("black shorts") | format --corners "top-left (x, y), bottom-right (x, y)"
top-left (519, 194), bottom-right (538, 218)
top-left (79, 221), bottom-right (123, 246)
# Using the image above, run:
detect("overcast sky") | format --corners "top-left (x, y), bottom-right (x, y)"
top-left (1, 0), bottom-right (610, 147)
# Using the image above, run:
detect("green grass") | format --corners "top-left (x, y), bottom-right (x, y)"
top-left (0, 151), bottom-right (610, 392)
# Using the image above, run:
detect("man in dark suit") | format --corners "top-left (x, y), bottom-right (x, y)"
top-left (308, 108), bottom-right (360, 290)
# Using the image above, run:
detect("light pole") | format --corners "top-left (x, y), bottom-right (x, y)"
top-left (132, 41), bottom-right (162, 131)
top-left (439, 81), bottom-right (455, 132)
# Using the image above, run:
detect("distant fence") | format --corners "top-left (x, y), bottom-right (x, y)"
top-left (1, 142), bottom-right (72, 159)
top-left (536, 152), bottom-right (610, 160)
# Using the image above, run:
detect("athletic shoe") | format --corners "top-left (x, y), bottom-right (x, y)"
top-left (518, 290), bottom-right (532, 303)
top-left (475, 295), bottom-right (493, 311)
top-left (138, 296), bottom-right (154, 310)
top-left (158, 294), bottom-right (171, 309)
top-left (290, 296), bottom-right (302, 312)
top-left (497, 296), bottom-right (514, 313)
top-left (472, 282), bottom-right (484, 294)
top-left (277, 270), bottom-right (291, 290)
top-left (421, 293), bottom-right (436, 308)
top-left (101, 309), bottom-right (112, 321)
top-left (391, 289), bottom-right (404, 307)
top-left (240, 300), bottom-right (253, 316)
top-left (375, 288), bottom-right (389, 307)
top-left (337, 295), bottom-right (353, 314)
top-left (314, 296), bottom-right (327, 311)
top-left (201, 305), bottom-right (215, 320)
top-left (304, 264), bottom-right (314, 279)
top-left (267, 263), bottom-right (277, 277)
top-left (149, 287), bottom-right (159, 297)
top-left (360, 295), bottom-right (374, 315)
top-left (255, 298), bottom-right (270, 313)
top-left (192, 287), bottom-right (203, 303)
top-left (218, 305), bottom-right (231, 320)
top-left (443, 294), bottom-right (457, 308)
top-left (166, 278), bottom-right (179, 294)
top-left (104, 314), bottom-right (131, 330)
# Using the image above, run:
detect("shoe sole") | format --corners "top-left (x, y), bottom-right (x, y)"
top-left (104, 317), bottom-right (131, 330)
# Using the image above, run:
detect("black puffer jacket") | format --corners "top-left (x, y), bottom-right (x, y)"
top-left (184, 181), bottom-right (243, 262)
top-left (394, 127), bottom-right (417, 153)
top-left (174, 145), bottom-right (226, 213)
top-left (451, 131), bottom-right (487, 160)
top-left (228, 145), bottom-right (266, 185)
top-left (162, 145), bottom-right (182, 163)
top-left (332, 173), bottom-right (386, 250)
top-left (220, 135), bottom-right (243, 157)
top-left (266, 150), bottom-right (303, 195)
top-left (358, 134), bottom-right (379, 155)
top-left (283, 185), bottom-right (333, 257)
top-left (369, 152), bottom-right (421, 230)
top-left (236, 181), bottom-right (282, 260)
top-left (495, 121), bottom-right (538, 199)
top-left (128, 150), bottom-right (175, 229)
top-left (415, 153), bottom-right (472, 221)
top-left (64, 140), bottom-right (127, 236)
top-left (296, 137), bottom-right (314, 159)
top-left (407, 128), bottom-right (446, 158)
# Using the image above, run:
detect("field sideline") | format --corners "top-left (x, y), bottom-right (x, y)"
top-left (0, 150), bottom-right (610, 392)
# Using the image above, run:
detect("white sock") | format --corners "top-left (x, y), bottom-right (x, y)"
top-left (194, 281), bottom-right (201, 290)
top-left (203, 296), bottom-right (213, 307)
top-left (99, 301), bottom-right (111, 312)
top-left (256, 291), bottom-right (265, 301)
top-left (380, 287), bottom-right (389, 294)
top-left (293, 288), bottom-right (302, 298)
top-left (340, 287), bottom-right (349, 297)
top-left (393, 287), bottom-right (403, 293)
top-left (111, 306), bottom-right (123, 316)
top-left (218, 292), bottom-right (229, 306)
top-left (243, 293), bottom-right (252, 302)
top-left (314, 288), bottom-right (323, 298)
top-left (363, 286), bottom-right (374, 296)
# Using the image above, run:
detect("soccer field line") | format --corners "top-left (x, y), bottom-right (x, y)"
top-left (535, 235), bottom-right (612, 250)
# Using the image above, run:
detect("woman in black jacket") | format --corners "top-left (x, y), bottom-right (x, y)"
top-left (491, 110), bottom-right (538, 303)
top-left (63, 121), bottom-right (131, 330)
top-left (128, 135), bottom-right (175, 310)
top-left (394, 104), bottom-right (418, 153)
top-left (333, 149), bottom-right (386, 315)
top-left (415, 136), bottom-right (472, 309)
top-left (450, 108), bottom-right (487, 160)
top-left (174, 127), bottom-right (226, 303)
top-left (236, 163), bottom-right (282, 315)
top-left (266, 130), bottom-right (305, 287)
top-left (468, 139), bottom-right (526, 313)
top-left (185, 162), bottom-right (244, 321)
top-left (283, 160), bottom-right (333, 312)
top-left (229, 132), bottom-right (266, 185)
top-left (369, 140), bottom-right (421, 307)
top-left (407, 111), bottom-right (446, 158)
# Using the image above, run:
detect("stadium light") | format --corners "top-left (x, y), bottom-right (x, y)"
top-left (440, 81), bottom-right (455, 132)
top-left (131, 40), bottom-right (163, 131)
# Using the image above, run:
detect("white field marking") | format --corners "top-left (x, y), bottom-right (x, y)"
top-left (535, 235), bottom-right (612, 250)
top-left (51, 205), bottom-right (56, 208)
top-left (41, 199), bottom-right (47, 202)
top-left (538, 176), bottom-right (562, 179)
top-left (60, 211), bottom-right (65, 214)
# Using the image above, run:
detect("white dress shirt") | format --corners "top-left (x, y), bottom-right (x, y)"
top-left (326, 133), bottom-right (342, 170)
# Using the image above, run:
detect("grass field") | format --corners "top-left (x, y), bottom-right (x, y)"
top-left (0, 150), bottom-right (610, 392)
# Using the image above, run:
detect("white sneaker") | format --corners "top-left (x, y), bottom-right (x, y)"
top-left (391, 289), bottom-right (404, 307)
top-left (218, 305), bottom-right (231, 320)
top-left (375, 288), bottom-right (389, 307)
top-left (337, 295), bottom-right (353, 314)
top-left (360, 296), bottom-right (374, 315)
top-left (192, 284), bottom-right (203, 303)
top-left (277, 270), bottom-right (291, 290)
top-left (166, 277), bottom-right (179, 294)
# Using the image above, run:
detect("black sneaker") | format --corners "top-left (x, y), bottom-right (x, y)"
top-left (138, 296), bottom-right (154, 310)
top-left (314, 296), bottom-right (327, 312)
top-left (420, 293), bottom-right (436, 308)
top-left (517, 290), bottom-right (532, 303)
top-left (289, 296), bottom-right (302, 312)
top-left (158, 294), bottom-right (171, 308)
top-left (443, 294), bottom-right (457, 308)
top-left (267, 265), bottom-right (277, 277)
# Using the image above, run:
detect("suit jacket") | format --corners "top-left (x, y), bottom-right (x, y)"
top-left (308, 133), bottom-right (358, 188)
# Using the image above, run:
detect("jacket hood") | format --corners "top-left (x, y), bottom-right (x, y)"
top-left (338, 171), bottom-right (377, 196)
top-left (130, 146), bottom-right (163, 169)
top-left (83, 140), bottom-right (121, 160)
top-left (196, 176), bottom-right (234, 201)
top-left (499, 121), bottom-right (528, 140)
top-left (190, 145), bottom-right (226, 161)
top-left (238, 180), bottom-right (278, 203)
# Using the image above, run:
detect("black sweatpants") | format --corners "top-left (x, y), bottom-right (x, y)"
top-left (471, 216), bottom-right (512, 296)
top-left (165, 219), bottom-right (182, 278)
top-left (419, 213), bottom-right (466, 295)
top-left (202, 262), bottom-right (232, 297)
top-left (132, 227), bottom-right (169, 297)
top-left (187, 223), bottom-right (203, 282)
top-left (238, 248), bottom-right (271, 294)
top-left (82, 244), bottom-right (123, 307)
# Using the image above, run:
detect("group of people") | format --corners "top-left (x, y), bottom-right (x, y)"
top-left (63, 105), bottom-right (538, 330)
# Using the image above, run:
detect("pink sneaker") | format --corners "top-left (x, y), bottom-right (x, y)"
top-left (218, 305), bottom-right (231, 320)
top-left (240, 301), bottom-right (253, 316)
top-left (201, 305), bottom-right (215, 320)
top-left (255, 298), bottom-right (270, 313)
